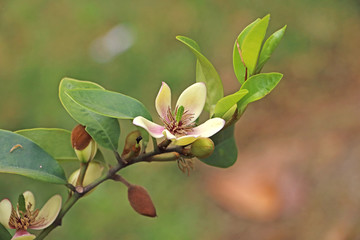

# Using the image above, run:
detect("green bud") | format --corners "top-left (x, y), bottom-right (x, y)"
top-left (68, 162), bottom-right (104, 194)
top-left (190, 137), bottom-right (215, 159)
top-left (71, 124), bottom-right (97, 163)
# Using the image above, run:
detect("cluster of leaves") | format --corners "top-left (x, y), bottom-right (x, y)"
top-left (0, 14), bottom-right (285, 239)
top-left (178, 14), bottom-right (286, 167)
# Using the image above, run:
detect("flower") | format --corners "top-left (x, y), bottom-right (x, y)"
top-left (0, 191), bottom-right (62, 240)
top-left (133, 82), bottom-right (225, 146)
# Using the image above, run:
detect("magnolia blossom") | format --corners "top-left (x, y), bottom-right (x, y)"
top-left (133, 82), bottom-right (225, 146)
top-left (0, 191), bottom-right (62, 240)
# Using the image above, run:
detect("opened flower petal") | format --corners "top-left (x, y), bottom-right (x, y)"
top-left (22, 191), bottom-right (35, 212)
top-left (133, 116), bottom-right (165, 138)
top-left (176, 82), bottom-right (206, 121)
top-left (0, 199), bottom-right (12, 228)
top-left (133, 82), bottom-right (224, 146)
top-left (172, 135), bottom-right (199, 146)
top-left (192, 118), bottom-right (225, 138)
top-left (155, 82), bottom-right (171, 121)
top-left (30, 194), bottom-right (62, 230)
top-left (11, 230), bottom-right (36, 240)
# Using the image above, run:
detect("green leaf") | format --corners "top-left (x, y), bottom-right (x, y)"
top-left (213, 89), bottom-right (248, 118)
top-left (18, 194), bottom-right (26, 213)
top-left (256, 25), bottom-right (287, 74)
top-left (59, 78), bottom-right (120, 151)
top-left (0, 129), bottom-right (67, 184)
top-left (0, 224), bottom-right (11, 240)
top-left (65, 89), bottom-right (152, 120)
top-left (233, 18), bottom-right (261, 84)
top-left (15, 128), bottom-right (77, 161)
top-left (238, 73), bottom-right (283, 113)
top-left (200, 125), bottom-right (237, 168)
top-left (241, 14), bottom-right (270, 76)
top-left (176, 36), bottom-right (223, 113)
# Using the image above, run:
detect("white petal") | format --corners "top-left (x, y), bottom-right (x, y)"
top-left (30, 195), bottom-right (62, 230)
top-left (162, 129), bottom-right (176, 140)
top-left (23, 191), bottom-right (35, 211)
top-left (155, 82), bottom-right (171, 120)
top-left (11, 230), bottom-right (36, 240)
top-left (133, 116), bottom-right (165, 138)
top-left (163, 130), bottom-right (199, 146)
top-left (192, 118), bottom-right (225, 138)
top-left (173, 135), bottom-right (199, 146)
top-left (176, 82), bottom-right (206, 121)
top-left (0, 199), bottom-right (12, 229)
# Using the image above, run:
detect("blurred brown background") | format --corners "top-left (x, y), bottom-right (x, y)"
top-left (0, 0), bottom-right (359, 239)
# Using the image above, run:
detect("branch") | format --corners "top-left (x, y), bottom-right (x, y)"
top-left (36, 141), bottom-right (185, 239)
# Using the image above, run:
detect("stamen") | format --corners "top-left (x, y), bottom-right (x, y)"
top-left (177, 158), bottom-right (195, 176)
top-left (161, 106), bottom-right (195, 137)
top-left (8, 201), bottom-right (45, 230)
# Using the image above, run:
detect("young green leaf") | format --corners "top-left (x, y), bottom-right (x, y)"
top-left (15, 128), bottom-right (77, 161)
top-left (176, 36), bottom-right (224, 114)
top-left (233, 18), bottom-right (261, 84)
top-left (213, 89), bottom-right (248, 118)
top-left (0, 224), bottom-right (11, 240)
top-left (65, 89), bottom-right (152, 121)
top-left (241, 14), bottom-right (270, 76)
top-left (255, 25), bottom-right (287, 74)
top-left (59, 78), bottom-right (120, 151)
top-left (200, 125), bottom-right (237, 168)
top-left (0, 129), bottom-right (67, 184)
top-left (18, 194), bottom-right (26, 213)
top-left (238, 73), bottom-right (283, 114)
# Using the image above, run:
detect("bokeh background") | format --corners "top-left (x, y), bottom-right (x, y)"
top-left (1, 0), bottom-right (360, 239)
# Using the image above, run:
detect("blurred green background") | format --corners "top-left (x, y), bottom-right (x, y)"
top-left (1, 0), bottom-right (360, 239)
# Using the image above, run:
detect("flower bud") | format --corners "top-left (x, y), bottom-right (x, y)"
top-left (121, 131), bottom-right (141, 161)
top-left (190, 137), bottom-right (215, 159)
top-left (71, 124), bottom-right (97, 163)
top-left (68, 162), bottom-right (104, 187)
top-left (128, 185), bottom-right (157, 217)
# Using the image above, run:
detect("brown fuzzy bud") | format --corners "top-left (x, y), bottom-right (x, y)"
top-left (71, 124), bottom-right (97, 162)
top-left (71, 125), bottom-right (91, 150)
top-left (190, 137), bottom-right (215, 159)
top-left (128, 185), bottom-right (157, 217)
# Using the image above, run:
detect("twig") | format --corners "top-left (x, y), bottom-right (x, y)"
top-left (36, 143), bottom-right (185, 239)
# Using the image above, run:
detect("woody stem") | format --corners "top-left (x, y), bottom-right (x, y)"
top-left (36, 144), bottom-right (185, 240)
